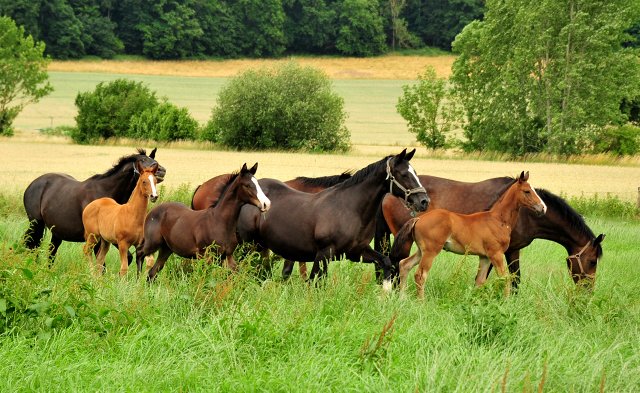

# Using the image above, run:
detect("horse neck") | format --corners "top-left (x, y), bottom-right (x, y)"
top-left (91, 167), bottom-right (138, 204)
top-left (125, 178), bottom-right (150, 219)
top-left (487, 184), bottom-right (523, 228)
top-left (337, 168), bottom-right (387, 219)
top-left (209, 180), bottom-right (246, 230)
top-left (519, 204), bottom-right (592, 254)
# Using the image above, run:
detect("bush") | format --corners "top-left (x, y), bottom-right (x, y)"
top-left (71, 79), bottom-right (158, 144)
top-left (203, 61), bottom-right (350, 152)
top-left (592, 125), bottom-right (640, 156)
top-left (129, 102), bottom-right (199, 142)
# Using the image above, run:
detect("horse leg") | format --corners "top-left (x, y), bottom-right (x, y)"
top-left (486, 254), bottom-right (511, 297)
top-left (281, 260), bottom-right (295, 280)
top-left (309, 248), bottom-right (333, 282)
top-left (398, 248), bottom-right (422, 292)
top-left (147, 244), bottom-right (173, 283)
top-left (95, 239), bottom-right (111, 276)
top-left (474, 256), bottom-right (492, 287)
top-left (48, 235), bottom-right (63, 266)
top-left (505, 249), bottom-right (521, 292)
top-left (359, 246), bottom-right (394, 289)
top-left (298, 262), bottom-right (308, 281)
top-left (414, 251), bottom-right (437, 301)
top-left (117, 241), bottom-right (131, 276)
top-left (23, 219), bottom-right (45, 250)
top-left (83, 233), bottom-right (99, 271)
top-left (224, 254), bottom-right (238, 271)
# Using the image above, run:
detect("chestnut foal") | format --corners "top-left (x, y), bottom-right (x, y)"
top-left (391, 171), bottom-right (546, 298)
top-left (82, 162), bottom-right (159, 276)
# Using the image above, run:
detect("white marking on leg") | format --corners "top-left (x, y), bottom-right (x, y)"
top-left (382, 279), bottom-right (393, 293)
top-left (149, 175), bottom-right (158, 198)
top-left (530, 185), bottom-right (547, 213)
top-left (252, 177), bottom-right (271, 211)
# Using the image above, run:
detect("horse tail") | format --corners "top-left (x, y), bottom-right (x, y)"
top-left (390, 217), bottom-right (419, 263)
top-left (190, 184), bottom-right (201, 210)
top-left (374, 201), bottom-right (392, 255)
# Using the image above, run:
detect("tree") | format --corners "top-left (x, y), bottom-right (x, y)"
top-left (451, 0), bottom-right (640, 155)
top-left (0, 16), bottom-right (53, 136)
top-left (396, 65), bottom-right (462, 149)
top-left (336, 0), bottom-right (387, 56)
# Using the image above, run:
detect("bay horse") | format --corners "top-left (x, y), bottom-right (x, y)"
top-left (376, 175), bottom-right (605, 288)
top-left (390, 171), bottom-right (547, 298)
top-left (236, 149), bottom-right (430, 284)
top-left (22, 148), bottom-right (166, 263)
top-left (82, 162), bottom-right (159, 276)
top-left (136, 163), bottom-right (270, 282)
top-left (191, 171), bottom-right (354, 280)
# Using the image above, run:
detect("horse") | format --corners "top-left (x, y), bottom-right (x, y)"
top-left (236, 149), bottom-right (430, 284)
top-left (82, 162), bottom-right (159, 276)
top-left (375, 175), bottom-right (605, 288)
top-left (389, 171), bottom-right (547, 298)
top-left (22, 148), bottom-right (166, 263)
top-left (136, 163), bottom-right (271, 282)
top-left (191, 170), bottom-right (353, 280)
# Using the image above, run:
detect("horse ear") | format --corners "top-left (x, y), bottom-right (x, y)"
top-left (249, 163), bottom-right (258, 174)
top-left (518, 171), bottom-right (527, 183)
top-left (523, 171), bottom-right (529, 182)
top-left (136, 161), bottom-right (144, 174)
top-left (241, 163), bottom-right (248, 173)
top-left (151, 163), bottom-right (159, 174)
top-left (397, 148), bottom-right (407, 161)
top-left (149, 148), bottom-right (157, 159)
top-left (406, 148), bottom-right (416, 161)
top-left (594, 234), bottom-right (605, 245)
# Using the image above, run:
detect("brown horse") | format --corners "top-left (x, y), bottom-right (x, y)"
top-left (390, 172), bottom-right (546, 298)
top-left (191, 171), bottom-right (353, 280)
top-left (137, 163), bottom-right (270, 282)
top-left (376, 175), bottom-right (605, 288)
top-left (82, 162), bottom-right (159, 276)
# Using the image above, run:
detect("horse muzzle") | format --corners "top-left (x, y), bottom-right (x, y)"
top-left (155, 166), bottom-right (167, 183)
top-left (150, 195), bottom-right (158, 203)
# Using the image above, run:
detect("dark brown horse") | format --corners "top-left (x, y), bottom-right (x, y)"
top-left (191, 171), bottom-right (353, 280)
top-left (389, 172), bottom-right (547, 298)
top-left (236, 149), bottom-right (430, 283)
top-left (376, 175), bottom-right (605, 288)
top-left (136, 163), bottom-right (270, 281)
top-left (22, 148), bottom-right (166, 263)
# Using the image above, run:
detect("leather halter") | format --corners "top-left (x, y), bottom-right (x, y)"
top-left (132, 162), bottom-right (141, 176)
top-left (566, 242), bottom-right (591, 276)
top-left (385, 157), bottom-right (427, 204)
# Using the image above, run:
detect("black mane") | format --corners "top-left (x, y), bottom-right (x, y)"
top-left (293, 171), bottom-right (354, 188)
top-left (88, 149), bottom-right (147, 180)
top-left (536, 189), bottom-right (602, 257)
top-left (334, 156), bottom-right (390, 190)
top-left (209, 171), bottom-right (240, 208)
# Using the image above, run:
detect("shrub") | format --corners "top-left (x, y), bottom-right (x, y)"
top-left (203, 61), bottom-right (350, 152)
top-left (72, 79), bottom-right (158, 144)
top-left (129, 102), bottom-right (198, 142)
top-left (592, 125), bottom-right (640, 156)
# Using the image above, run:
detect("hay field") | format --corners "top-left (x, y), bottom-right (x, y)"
top-left (1, 138), bottom-right (637, 201)
top-left (13, 72), bottom-right (419, 146)
top-left (49, 55), bottom-right (456, 80)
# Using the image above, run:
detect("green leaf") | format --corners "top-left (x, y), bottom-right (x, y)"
top-left (18, 268), bottom-right (33, 281)
top-left (64, 306), bottom-right (76, 318)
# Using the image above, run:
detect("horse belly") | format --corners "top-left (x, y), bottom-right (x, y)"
top-left (442, 237), bottom-right (468, 255)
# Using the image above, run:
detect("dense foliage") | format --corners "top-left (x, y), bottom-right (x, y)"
top-left (129, 102), bottom-right (199, 142)
top-left (450, 0), bottom-right (640, 156)
top-left (203, 61), bottom-right (350, 152)
top-left (0, 16), bottom-right (53, 136)
top-left (0, 0), bottom-right (488, 59)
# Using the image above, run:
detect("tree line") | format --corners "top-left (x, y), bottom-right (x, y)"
top-left (0, 0), bottom-right (485, 60)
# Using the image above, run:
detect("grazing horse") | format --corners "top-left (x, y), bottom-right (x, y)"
top-left (136, 163), bottom-right (271, 282)
top-left (376, 175), bottom-right (605, 288)
top-left (236, 149), bottom-right (430, 284)
top-left (82, 162), bottom-right (159, 276)
top-left (191, 171), bottom-right (354, 280)
top-left (390, 172), bottom-right (547, 298)
top-left (22, 148), bottom-right (166, 263)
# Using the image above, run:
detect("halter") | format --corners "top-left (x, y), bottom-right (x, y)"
top-left (385, 157), bottom-right (427, 205)
top-left (132, 162), bottom-right (141, 176)
top-left (566, 242), bottom-right (590, 276)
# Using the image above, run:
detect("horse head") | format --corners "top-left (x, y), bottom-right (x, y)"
top-left (239, 163), bottom-right (271, 212)
top-left (514, 171), bottom-right (547, 216)
top-left (136, 148), bottom-right (166, 183)
top-left (136, 162), bottom-right (160, 203)
top-left (567, 233), bottom-right (605, 289)
top-left (387, 148), bottom-right (430, 213)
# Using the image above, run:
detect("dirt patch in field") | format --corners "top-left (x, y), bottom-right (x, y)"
top-left (49, 55), bottom-right (456, 80)
top-left (1, 138), bottom-right (636, 202)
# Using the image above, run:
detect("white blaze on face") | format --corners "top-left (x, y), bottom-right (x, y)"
top-left (148, 175), bottom-right (158, 198)
top-left (408, 165), bottom-right (423, 187)
top-left (530, 185), bottom-right (547, 213)
top-left (252, 177), bottom-right (271, 211)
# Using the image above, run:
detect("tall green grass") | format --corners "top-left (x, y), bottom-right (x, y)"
top-left (0, 197), bottom-right (639, 391)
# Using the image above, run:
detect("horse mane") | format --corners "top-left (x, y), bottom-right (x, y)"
top-left (483, 177), bottom-right (518, 211)
top-left (535, 189), bottom-right (603, 258)
top-left (292, 170), bottom-right (354, 188)
top-left (209, 171), bottom-right (240, 208)
top-left (88, 149), bottom-right (148, 180)
top-left (334, 156), bottom-right (390, 190)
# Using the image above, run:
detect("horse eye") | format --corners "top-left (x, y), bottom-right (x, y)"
top-left (401, 173), bottom-right (408, 178)
top-left (590, 260), bottom-right (598, 267)
top-left (524, 190), bottom-right (530, 194)
top-left (244, 184), bottom-right (250, 189)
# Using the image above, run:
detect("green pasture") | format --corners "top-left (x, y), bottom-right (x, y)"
top-left (0, 187), bottom-right (639, 392)
top-left (14, 72), bottom-right (415, 146)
